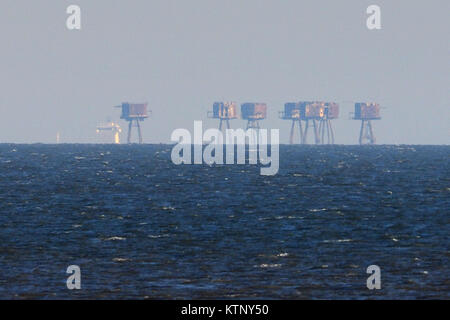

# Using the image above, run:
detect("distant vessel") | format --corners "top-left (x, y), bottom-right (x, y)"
top-left (96, 121), bottom-right (122, 144)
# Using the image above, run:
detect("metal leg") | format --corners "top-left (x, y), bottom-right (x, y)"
top-left (318, 120), bottom-right (322, 144)
top-left (359, 120), bottom-right (365, 145)
top-left (246, 120), bottom-right (257, 144)
top-left (298, 120), bottom-right (304, 144)
top-left (326, 120), bottom-right (331, 144)
top-left (136, 119), bottom-right (143, 144)
top-left (127, 121), bottom-right (132, 144)
top-left (303, 120), bottom-right (309, 144)
top-left (313, 120), bottom-right (320, 144)
top-left (289, 120), bottom-right (295, 144)
top-left (329, 120), bottom-right (335, 144)
top-left (368, 120), bottom-right (375, 144)
top-left (321, 120), bottom-right (325, 144)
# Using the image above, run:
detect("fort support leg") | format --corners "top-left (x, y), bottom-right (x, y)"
top-left (224, 119), bottom-right (231, 145)
top-left (368, 120), bottom-right (376, 144)
top-left (359, 120), bottom-right (365, 145)
top-left (247, 120), bottom-right (259, 130)
top-left (325, 120), bottom-right (330, 144)
top-left (318, 120), bottom-right (322, 144)
top-left (320, 120), bottom-right (327, 144)
top-left (313, 120), bottom-right (320, 145)
top-left (246, 120), bottom-right (258, 144)
top-left (303, 120), bottom-right (309, 144)
top-left (127, 121), bottom-right (132, 144)
top-left (328, 120), bottom-right (334, 144)
top-left (298, 120), bottom-right (304, 144)
top-left (289, 120), bottom-right (295, 144)
top-left (136, 119), bottom-right (142, 144)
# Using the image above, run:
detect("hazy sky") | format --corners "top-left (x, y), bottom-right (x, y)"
top-left (0, 0), bottom-right (448, 144)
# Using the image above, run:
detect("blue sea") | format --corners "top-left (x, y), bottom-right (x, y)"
top-left (0, 144), bottom-right (448, 299)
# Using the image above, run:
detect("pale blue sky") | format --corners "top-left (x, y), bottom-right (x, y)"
top-left (0, 0), bottom-right (448, 144)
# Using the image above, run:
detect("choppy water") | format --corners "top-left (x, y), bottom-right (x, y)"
top-left (0, 144), bottom-right (448, 299)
